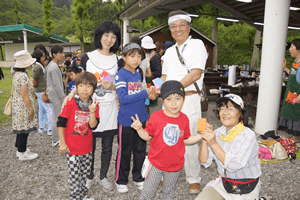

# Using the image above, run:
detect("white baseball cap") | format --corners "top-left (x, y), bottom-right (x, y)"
top-left (216, 93), bottom-right (244, 109)
top-left (141, 36), bottom-right (156, 49)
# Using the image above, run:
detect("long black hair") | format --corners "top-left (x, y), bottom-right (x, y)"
top-left (32, 49), bottom-right (44, 65)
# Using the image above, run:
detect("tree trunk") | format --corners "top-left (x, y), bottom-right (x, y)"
top-left (251, 30), bottom-right (261, 69)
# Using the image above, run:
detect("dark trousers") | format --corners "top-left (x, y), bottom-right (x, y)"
top-left (87, 129), bottom-right (116, 180)
top-left (15, 133), bottom-right (29, 152)
top-left (115, 123), bottom-right (146, 185)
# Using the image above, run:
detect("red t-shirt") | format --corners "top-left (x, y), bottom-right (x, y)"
top-left (59, 98), bottom-right (99, 155)
top-left (145, 110), bottom-right (191, 172)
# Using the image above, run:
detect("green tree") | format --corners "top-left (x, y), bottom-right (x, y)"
top-left (72, 0), bottom-right (91, 49)
top-left (12, 0), bottom-right (23, 24)
top-left (89, 0), bottom-right (119, 31)
top-left (42, 0), bottom-right (55, 37)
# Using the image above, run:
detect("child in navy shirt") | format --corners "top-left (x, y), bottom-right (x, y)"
top-left (115, 43), bottom-right (156, 193)
top-left (66, 67), bottom-right (81, 94)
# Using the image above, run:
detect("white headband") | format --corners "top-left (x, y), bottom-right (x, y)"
top-left (168, 14), bottom-right (191, 25)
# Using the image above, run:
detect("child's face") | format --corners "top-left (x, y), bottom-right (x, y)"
top-left (122, 51), bottom-right (142, 70)
top-left (77, 83), bottom-right (94, 102)
top-left (163, 93), bottom-right (184, 117)
top-left (69, 72), bottom-right (79, 81)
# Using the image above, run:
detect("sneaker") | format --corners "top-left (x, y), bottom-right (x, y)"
top-left (16, 148), bottom-right (30, 158)
top-left (38, 128), bottom-right (46, 134)
top-left (52, 141), bottom-right (60, 147)
top-left (47, 130), bottom-right (52, 136)
top-left (189, 183), bottom-right (200, 194)
top-left (83, 196), bottom-right (94, 200)
top-left (115, 183), bottom-right (128, 193)
top-left (99, 178), bottom-right (113, 190)
top-left (18, 151), bottom-right (38, 161)
top-left (86, 178), bottom-right (93, 189)
top-left (134, 181), bottom-right (144, 190)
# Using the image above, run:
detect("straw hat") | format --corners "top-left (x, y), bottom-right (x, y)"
top-left (14, 50), bottom-right (36, 68)
top-left (141, 36), bottom-right (156, 49)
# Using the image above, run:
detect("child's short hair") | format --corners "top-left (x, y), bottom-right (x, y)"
top-left (75, 72), bottom-right (97, 92)
top-left (51, 45), bottom-right (64, 57)
top-left (67, 67), bottom-right (81, 74)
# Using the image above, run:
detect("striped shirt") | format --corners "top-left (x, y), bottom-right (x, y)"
top-left (202, 125), bottom-right (262, 179)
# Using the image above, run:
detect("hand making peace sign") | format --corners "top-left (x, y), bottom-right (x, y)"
top-left (131, 114), bottom-right (143, 131)
top-left (88, 97), bottom-right (99, 113)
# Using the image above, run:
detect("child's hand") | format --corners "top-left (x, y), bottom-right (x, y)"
top-left (59, 143), bottom-right (69, 154)
top-left (131, 114), bottom-right (143, 131)
top-left (101, 80), bottom-right (113, 90)
top-left (89, 98), bottom-right (99, 113)
top-left (146, 87), bottom-right (157, 100)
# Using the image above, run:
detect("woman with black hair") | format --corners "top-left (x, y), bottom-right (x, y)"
top-left (31, 49), bottom-right (53, 136)
top-left (64, 20), bottom-right (121, 191)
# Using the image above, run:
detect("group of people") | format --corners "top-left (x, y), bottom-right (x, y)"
top-left (11, 9), bottom-right (264, 200)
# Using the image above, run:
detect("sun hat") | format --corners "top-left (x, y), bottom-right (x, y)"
top-left (168, 10), bottom-right (191, 25)
top-left (216, 93), bottom-right (244, 109)
top-left (141, 36), bottom-right (156, 49)
top-left (14, 50), bottom-right (36, 68)
top-left (161, 80), bottom-right (185, 99)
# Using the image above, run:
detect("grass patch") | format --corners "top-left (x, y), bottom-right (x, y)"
top-left (0, 67), bottom-right (33, 127)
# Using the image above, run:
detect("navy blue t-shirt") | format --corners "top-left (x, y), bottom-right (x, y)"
top-left (115, 68), bottom-right (148, 126)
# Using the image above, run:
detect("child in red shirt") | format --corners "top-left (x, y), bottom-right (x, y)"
top-left (57, 72), bottom-right (99, 200)
top-left (131, 80), bottom-right (202, 199)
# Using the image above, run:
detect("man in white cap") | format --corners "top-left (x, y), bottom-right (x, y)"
top-left (161, 10), bottom-right (208, 194)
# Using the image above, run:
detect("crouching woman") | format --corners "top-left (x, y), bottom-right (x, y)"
top-left (196, 94), bottom-right (262, 200)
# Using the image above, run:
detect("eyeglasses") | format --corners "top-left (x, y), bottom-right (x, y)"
top-left (218, 106), bottom-right (236, 113)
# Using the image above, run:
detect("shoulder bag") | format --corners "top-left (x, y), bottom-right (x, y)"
top-left (175, 46), bottom-right (208, 112)
top-left (4, 87), bottom-right (13, 116)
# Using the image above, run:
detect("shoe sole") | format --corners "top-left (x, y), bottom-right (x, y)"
top-left (19, 155), bottom-right (38, 161)
top-left (189, 189), bottom-right (200, 194)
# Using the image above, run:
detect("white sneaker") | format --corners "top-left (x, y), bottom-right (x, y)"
top-left (52, 141), bottom-right (60, 147)
top-left (86, 178), bottom-right (93, 189)
top-left (47, 130), bottom-right (52, 136)
top-left (38, 128), bottom-right (46, 134)
top-left (18, 151), bottom-right (38, 161)
top-left (16, 148), bottom-right (30, 158)
top-left (115, 183), bottom-right (128, 193)
top-left (99, 178), bottom-right (113, 190)
top-left (134, 181), bottom-right (144, 190)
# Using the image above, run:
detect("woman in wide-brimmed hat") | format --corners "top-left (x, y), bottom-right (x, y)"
top-left (12, 50), bottom-right (38, 161)
top-left (196, 94), bottom-right (261, 200)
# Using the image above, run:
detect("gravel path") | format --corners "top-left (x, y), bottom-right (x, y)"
top-left (0, 101), bottom-right (299, 200)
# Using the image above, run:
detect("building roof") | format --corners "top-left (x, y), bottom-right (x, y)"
top-left (118, 0), bottom-right (300, 32)
top-left (0, 24), bottom-right (69, 43)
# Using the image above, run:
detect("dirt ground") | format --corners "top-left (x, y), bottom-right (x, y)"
top-left (1, 100), bottom-right (300, 200)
